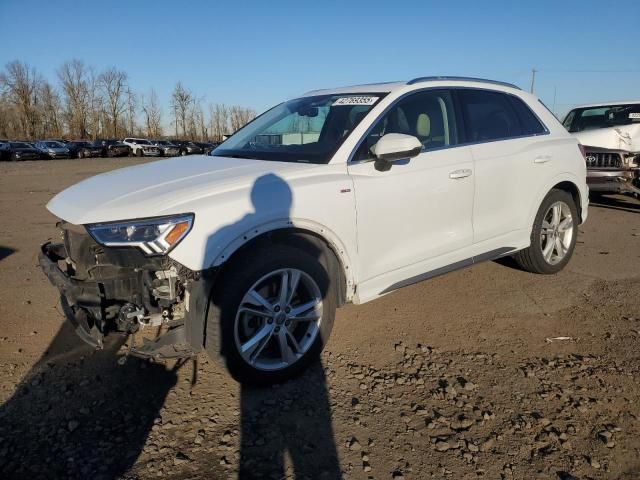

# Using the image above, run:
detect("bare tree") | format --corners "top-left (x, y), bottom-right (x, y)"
top-left (0, 60), bottom-right (42, 139)
top-left (189, 98), bottom-right (207, 140)
top-left (229, 105), bottom-right (256, 132)
top-left (38, 80), bottom-right (62, 138)
top-left (170, 82), bottom-right (192, 137)
top-left (99, 67), bottom-right (127, 138)
top-left (209, 103), bottom-right (230, 141)
top-left (87, 69), bottom-right (103, 140)
top-left (141, 89), bottom-right (162, 138)
top-left (58, 59), bottom-right (90, 138)
top-left (124, 86), bottom-right (137, 137)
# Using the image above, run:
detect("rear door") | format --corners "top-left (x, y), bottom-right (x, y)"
top-left (456, 89), bottom-right (550, 250)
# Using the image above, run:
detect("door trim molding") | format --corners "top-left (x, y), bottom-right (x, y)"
top-left (380, 246), bottom-right (515, 294)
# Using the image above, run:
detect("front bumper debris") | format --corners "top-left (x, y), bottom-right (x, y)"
top-left (39, 235), bottom-right (203, 360)
top-left (587, 169), bottom-right (640, 194)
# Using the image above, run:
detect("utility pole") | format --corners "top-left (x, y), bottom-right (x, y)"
top-left (530, 68), bottom-right (537, 93)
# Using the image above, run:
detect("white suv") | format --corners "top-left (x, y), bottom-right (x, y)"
top-left (122, 137), bottom-right (161, 157)
top-left (40, 77), bottom-right (588, 384)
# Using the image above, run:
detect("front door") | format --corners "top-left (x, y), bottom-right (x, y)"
top-left (347, 89), bottom-right (475, 301)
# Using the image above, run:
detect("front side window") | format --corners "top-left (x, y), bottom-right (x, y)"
top-left (563, 104), bottom-right (640, 132)
top-left (458, 90), bottom-right (523, 142)
top-left (213, 93), bottom-right (384, 164)
top-left (354, 89), bottom-right (458, 161)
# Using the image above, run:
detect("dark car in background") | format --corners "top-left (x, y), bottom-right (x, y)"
top-left (171, 140), bottom-right (203, 156)
top-left (0, 141), bottom-right (44, 161)
top-left (151, 140), bottom-right (181, 157)
top-left (193, 141), bottom-right (217, 154)
top-left (35, 140), bottom-right (70, 159)
top-left (67, 140), bottom-right (103, 159)
top-left (95, 139), bottom-right (131, 157)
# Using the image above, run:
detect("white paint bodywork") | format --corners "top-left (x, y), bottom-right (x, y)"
top-left (47, 79), bottom-right (588, 305)
top-left (573, 124), bottom-right (640, 153)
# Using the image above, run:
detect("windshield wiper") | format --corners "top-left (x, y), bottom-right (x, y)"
top-left (216, 153), bottom-right (264, 160)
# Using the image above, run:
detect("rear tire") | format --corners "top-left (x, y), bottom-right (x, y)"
top-left (207, 245), bottom-right (336, 385)
top-left (513, 189), bottom-right (578, 274)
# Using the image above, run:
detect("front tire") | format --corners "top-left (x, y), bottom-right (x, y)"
top-left (136, 148), bottom-right (143, 157)
top-left (207, 245), bottom-right (336, 385)
top-left (513, 189), bottom-right (578, 274)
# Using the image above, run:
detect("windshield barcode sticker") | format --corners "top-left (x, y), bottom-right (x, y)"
top-left (629, 112), bottom-right (640, 119)
top-left (333, 96), bottom-right (379, 106)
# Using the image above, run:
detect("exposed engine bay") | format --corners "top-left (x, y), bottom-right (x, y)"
top-left (39, 221), bottom-right (205, 359)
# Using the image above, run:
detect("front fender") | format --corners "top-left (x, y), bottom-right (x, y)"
top-left (209, 218), bottom-right (356, 298)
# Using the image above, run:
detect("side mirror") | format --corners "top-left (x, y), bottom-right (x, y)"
top-left (372, 133), bottom-right (422, 171)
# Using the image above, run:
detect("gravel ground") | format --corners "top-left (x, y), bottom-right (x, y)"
top-left (0, 158), bottom-right (639, 480)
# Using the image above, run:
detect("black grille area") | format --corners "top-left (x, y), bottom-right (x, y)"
top-left (585, 151), bottom-right (623, 169)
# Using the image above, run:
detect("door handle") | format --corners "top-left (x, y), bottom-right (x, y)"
top-left (449, 169), bottom-right (472, 179)
top-left (534, 155), bottom-right (552, 164)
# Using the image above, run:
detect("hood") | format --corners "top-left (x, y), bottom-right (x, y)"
top-left (46, 155), bottom-right (319, 225)
top-left (573, 124), bottom-right (640, 152)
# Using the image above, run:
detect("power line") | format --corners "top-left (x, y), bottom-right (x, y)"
top-left (536, 69), bottom-right (640, 73)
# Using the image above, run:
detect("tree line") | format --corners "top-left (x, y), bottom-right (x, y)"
top-left (0, 59), bottom-right (257, 142)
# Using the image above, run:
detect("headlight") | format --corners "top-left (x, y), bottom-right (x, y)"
top-left (86, 214), bottom-right (194, 255)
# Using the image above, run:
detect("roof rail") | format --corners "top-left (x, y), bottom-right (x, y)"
top-left (406, 76), bottom-right (520, 90)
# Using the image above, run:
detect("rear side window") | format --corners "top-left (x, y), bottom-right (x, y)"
top-left (458, 90), bottom-right (523, 142)
top-left (508, 96), bottom-right (547, 135)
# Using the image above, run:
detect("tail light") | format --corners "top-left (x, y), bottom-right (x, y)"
top-left (578, 143), bottom-right (587, 160)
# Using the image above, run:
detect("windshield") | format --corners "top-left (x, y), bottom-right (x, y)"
top-left (563, 104), bottom-right (640, 132)
top-left (11, 142), bottom-right (30, 148)
top-left (45, 141), bottom-right (64, 148)
top-left (213, 93), bottom-right (384, 163)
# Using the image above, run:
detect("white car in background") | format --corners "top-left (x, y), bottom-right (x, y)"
top-left (122, 138), bottom-right (162, 157)
top-left (40, 77), bottom-right (588, 384)
top-left (563, 101), bottom-right (640, 196)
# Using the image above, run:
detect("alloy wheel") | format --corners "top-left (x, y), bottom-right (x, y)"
top-left (540, 201), bottom-right (573, 265)
top-left (234, 268), bottom-right (323, 371)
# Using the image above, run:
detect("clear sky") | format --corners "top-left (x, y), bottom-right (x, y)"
top-left (1, 0), bottom-right (639, 118)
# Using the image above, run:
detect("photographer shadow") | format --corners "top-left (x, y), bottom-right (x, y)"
top-left (0, 320), bottom-right (179, 480)
top-left (207, 173), bottom-right (341, 479)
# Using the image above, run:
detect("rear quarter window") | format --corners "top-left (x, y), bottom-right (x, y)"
top-left (508, 96), bottom-right (547, 135)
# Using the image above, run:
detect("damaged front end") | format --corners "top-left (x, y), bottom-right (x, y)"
top-left (584, 146), bottom-right (640, 195)
top-left (39, 222), bottom-right (209, 359)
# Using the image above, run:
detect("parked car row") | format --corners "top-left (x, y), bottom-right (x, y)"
top-left (0, 138), bottom-right (222, 160)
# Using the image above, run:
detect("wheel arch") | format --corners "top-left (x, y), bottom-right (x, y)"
top-left (529, 173), bottom-right (585, 230)
top-left (210, 222), bottom-right (355, 307)
top-left (553, 180), bottom-right (582, 222)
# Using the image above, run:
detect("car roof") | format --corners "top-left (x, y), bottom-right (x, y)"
top-left (569, 100), bottom-right (640, 110)
top-left (303, 76), bottom-right (521, 97)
